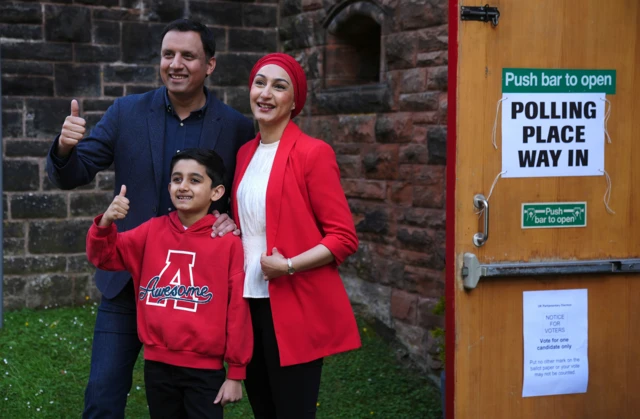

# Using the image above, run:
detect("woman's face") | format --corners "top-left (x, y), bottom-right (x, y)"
top-left (250, 64), bottom-right (296, 128)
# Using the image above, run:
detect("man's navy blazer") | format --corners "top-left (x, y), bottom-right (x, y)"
top-left (46, 86), bottom-right (255, 299)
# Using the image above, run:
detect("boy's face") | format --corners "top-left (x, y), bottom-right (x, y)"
top-left (169, 159), bottom-right (224, 216)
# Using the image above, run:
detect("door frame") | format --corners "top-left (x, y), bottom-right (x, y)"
top-left (445, 1), bottom-right (458, 419)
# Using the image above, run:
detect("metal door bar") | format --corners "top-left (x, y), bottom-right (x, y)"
top-left (462, 253), bottom-right (640, 290)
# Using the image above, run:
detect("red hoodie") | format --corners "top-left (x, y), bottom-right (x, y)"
top-left (86, 212), bottom-right (252, 380)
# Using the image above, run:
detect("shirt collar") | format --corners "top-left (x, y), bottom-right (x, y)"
top-left (164, 87), bottom-right (210, 119)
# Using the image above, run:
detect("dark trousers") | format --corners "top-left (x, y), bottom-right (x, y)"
top-left (83, 281), bottom-right (142, 419)
top-left (144, 360), bottom-right (225, 419)
top-left (244, 298), bottom-right (323, 419)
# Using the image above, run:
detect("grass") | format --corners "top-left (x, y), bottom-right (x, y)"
top-left (0, 304), bottom-right (442, 418)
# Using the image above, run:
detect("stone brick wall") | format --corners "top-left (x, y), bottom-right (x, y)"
top-left (2, 0), bottom-right (447, 373)
top-left (1, 0), bottom-right (279, 308)
top-left (279, 0), bottom-right (448, 373)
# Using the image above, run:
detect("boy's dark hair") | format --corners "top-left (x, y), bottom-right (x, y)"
top-left (161, 19), bottom-right (216, 59)
top-left (170, 148), bottom-right (226, 189)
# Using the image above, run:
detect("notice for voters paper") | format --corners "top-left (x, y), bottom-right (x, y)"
top-left (522, 289), bottom-right (588, 397)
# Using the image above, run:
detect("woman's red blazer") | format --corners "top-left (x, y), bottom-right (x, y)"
top-left (232, 121), bottom-right (361, 366)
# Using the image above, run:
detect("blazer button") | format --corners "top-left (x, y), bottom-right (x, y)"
top-left (152, 206), bottom-right (157, 213)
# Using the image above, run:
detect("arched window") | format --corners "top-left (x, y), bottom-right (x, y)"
top-left (323, 1), bottom-right (385, 88)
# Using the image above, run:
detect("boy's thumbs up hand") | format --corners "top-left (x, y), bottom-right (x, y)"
top-left (98, 185), bottom-right (131, 227)
top-left (57, 99), bottom-right (86, 158)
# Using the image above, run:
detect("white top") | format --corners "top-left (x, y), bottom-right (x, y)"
top-left (237, 140), bottom-right (280, 298)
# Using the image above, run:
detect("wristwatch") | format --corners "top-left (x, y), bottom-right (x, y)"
top-left (287, 258), bottom-right (296, 275)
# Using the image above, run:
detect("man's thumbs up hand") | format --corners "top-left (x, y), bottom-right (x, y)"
top-left (57, 99), bottom-right (86, 159)
top-left (70, 99), bottom-right (80, 117)
top-left (98, 185), bottom-right (131, 227)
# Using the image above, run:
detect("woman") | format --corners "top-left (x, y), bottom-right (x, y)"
top-left (231, 53), bottom-right (361, 418)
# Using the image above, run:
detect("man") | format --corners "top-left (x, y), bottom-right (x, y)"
top-left (46, 19), bottom-right (254, 418)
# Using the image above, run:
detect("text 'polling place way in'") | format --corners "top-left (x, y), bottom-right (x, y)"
top-left (500, 69), bottom-right (615, 178)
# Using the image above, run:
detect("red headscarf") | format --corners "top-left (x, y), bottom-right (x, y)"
top-left (248, 53), bottom-right (307, 119)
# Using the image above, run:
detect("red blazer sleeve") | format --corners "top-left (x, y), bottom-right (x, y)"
top-left (304, 141), bottom-right (359, 265)
top-left (224, 238), bottom-right (253, 380)
top-left (86, 214), bottom-right (150, 281)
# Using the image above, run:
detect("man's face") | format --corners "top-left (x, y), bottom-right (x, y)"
top-left (160, 30), bottom-right (215, 99)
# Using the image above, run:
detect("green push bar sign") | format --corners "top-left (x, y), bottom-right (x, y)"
top-left (503, 69), bottom-right (616, 94)
top-left (522, 202), bottom-right (587, 229)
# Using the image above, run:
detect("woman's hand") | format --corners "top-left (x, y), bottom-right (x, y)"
top-left (260, 247), bottom-right (288, 280)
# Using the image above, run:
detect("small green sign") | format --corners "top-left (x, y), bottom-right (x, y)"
top-left (503, 69), bottom-right (616, 94)
top-left (522, 202), bottom-right (587, 229)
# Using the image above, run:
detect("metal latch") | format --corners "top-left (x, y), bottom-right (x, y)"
top-left (460, 5), bottom-right (500, 27)
top-left (462, 253), bottom-right (640, 290)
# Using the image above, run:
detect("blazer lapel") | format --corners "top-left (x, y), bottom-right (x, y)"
top-left (147, 87), bottom-right (166, 201)
top-left (265, 121), bottom-right (301, 252)
top-left (198, 94), bottom-right (223, 149)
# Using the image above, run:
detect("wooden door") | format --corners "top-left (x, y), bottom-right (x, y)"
top-left (447, 1), bottom-right (640, 418)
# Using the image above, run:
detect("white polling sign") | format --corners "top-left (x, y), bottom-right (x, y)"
top-left (502, 93), bottom-right (605, 178)
top-left (522, 289), bottom-right (588, 397)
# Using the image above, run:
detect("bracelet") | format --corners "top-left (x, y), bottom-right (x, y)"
top-left (287, 258), bottom-right (296, 275)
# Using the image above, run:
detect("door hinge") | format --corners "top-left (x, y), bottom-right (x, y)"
top-left (460, 5), bottom-right (500, 27)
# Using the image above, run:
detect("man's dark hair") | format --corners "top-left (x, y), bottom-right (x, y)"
top-left (161, 19), bottom-right (216, 58)
top-left (170, 148), bottom-right (226, 188)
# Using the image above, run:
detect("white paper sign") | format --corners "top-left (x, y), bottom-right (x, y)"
top-left (502, 93), bottom-right (605, 178)
top-left (522, 289), bottom-right (588, 397)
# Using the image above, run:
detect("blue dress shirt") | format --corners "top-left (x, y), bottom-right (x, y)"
top-left (158, 89), bottom-right (210, 215)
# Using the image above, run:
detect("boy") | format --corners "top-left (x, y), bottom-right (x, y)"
top-left (86, 149), bottom-right (251, 419)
